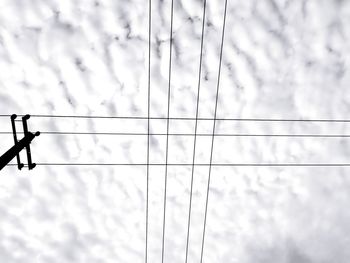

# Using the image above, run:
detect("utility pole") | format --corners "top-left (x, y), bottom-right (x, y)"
top-left (0, 114), bottom-right (40, 171)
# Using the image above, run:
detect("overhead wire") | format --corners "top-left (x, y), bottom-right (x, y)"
top-left (7, 163), bottom-right (350, 167)
top-left (200, 0), bottom-right (228, 261)
top-left (3, 114), bottom-right (350, 122)
top-left (162, 0), bottom-right (174, 262)
top-left (3, 131), bottom-right (350, 137)
top-left (145, 0), bottom-right (152, 261)
top-left (185, 0), bottom-right (207, 262)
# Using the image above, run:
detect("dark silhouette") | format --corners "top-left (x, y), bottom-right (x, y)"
top-left (0, 114), bottom-right (40, 171)
top-left (10, 114), bottom-right (24, 170)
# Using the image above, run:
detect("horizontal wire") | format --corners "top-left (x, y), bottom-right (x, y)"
top-left (1, 114), bottom-right (350, 122)
top-left (2, 131), bottom-right (350, 138)
top-left (6, 163), bottom-right (350, 167)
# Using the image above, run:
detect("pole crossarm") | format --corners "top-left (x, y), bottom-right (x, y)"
top-left (0, 114), bottom-right (40, 171)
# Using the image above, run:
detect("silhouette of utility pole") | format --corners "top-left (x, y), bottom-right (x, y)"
top-left (0, 114), bottom-right (40, 171)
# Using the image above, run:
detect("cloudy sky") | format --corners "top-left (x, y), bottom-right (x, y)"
top-left (1, 0), bottom-right (350, 262)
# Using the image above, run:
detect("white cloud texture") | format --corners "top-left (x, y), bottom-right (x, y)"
top-left (1, 0), bottom-right (350, 262)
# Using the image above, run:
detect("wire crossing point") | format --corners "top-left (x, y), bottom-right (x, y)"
top-left (0, 114), bottom-right (40, 171)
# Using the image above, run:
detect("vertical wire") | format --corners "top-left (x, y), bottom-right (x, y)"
top-left (184, 0), bottom-right (207, 262)
top-left (145, 0), bottom-right (151, 262)
top-left (161, 0), bottom-right (174, 262)
top-left (200, 0), bottom-right (228, 262)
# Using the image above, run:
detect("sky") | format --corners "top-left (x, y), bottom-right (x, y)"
top-left (0, 0), bottom-right (350, 262)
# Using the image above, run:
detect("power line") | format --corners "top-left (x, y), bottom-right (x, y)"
top-left (185, 0), bottom-right (207, 262)
top-left (2, 114), bottom-right (350, 122)
top-left (200, 0), bottom-right (227, 262)
top-left (3, 131), bottom-right (350, 137)
top-left (7, 163), bottom-right (350, 167)
top-left (145, 0), bottom-right (151, 262)
top-left (162, 0), bottom-right (174, 261)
